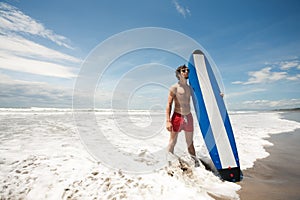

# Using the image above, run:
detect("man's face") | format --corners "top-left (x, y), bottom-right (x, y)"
top-left (180, 68), bottom-right (189, 79)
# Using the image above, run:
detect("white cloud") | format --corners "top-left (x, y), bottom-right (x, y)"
top-left (0, 35), bottom-right (80, 63)
top-left (280, 60), bottom-right (300, 70)
top-left (242, 99), bottom-right (300, 109)
top-left (172, 0), bottom-right (191, 18)
top-left (0, 2), bottom-right (72, 49)
top-left (233, 58), bottom-right (300, 85)
top-left (231, 81), bottom-right (243, 84)
top-left (0, 3), bottom-right (81, 78)
top-left (232, 66), bottom-right (298, 85)
top-left (226, 88), bottom-right (266, 98)
top-left (0, 73), bottom-right (72, 107)
top-left (0, 51), bottom-right (77, 78)
top-left (286, 74), bottom-right (300, 81)
top-left (247, 67), bottom-right (287, 84)
top-left (0, 34), bottom-right (80, 78)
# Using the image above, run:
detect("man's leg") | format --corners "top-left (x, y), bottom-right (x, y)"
top-left (185, 131), bottom-right (199, 167)
top-left (185, 131), bottom-right (196, 156)
top-left (168, 131), bottom-right (179, 153)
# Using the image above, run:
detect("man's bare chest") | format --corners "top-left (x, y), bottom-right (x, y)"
top-left (176, 86), bottom-right (190, 99)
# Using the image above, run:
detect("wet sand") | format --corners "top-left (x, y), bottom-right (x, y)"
top-left (238, 126), bottom-right (300, 200)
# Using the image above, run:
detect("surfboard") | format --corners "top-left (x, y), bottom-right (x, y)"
top-left (188, 50), bottom-right (241, 182)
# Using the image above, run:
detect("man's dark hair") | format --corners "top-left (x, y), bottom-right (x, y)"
top-left (176, 64), bottom-right (188, 80)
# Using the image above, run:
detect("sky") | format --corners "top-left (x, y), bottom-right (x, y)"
top-left (0, 0), bottom-right (300, 110)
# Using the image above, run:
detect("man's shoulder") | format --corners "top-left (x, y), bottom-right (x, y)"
top-left (170, 83), bottom-right (191, 89)
top-left (170, 83), bottom-right (179, 88)
top-left (169, 83), bottom-right (179, 94)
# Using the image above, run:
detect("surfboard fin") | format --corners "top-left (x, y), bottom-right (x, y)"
top-left (218, 167), bottom-right (241, 182)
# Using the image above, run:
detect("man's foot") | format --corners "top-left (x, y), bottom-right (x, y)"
top-left (191, 155), bottom-right (200, 167)
top-left (194, 159), bottom-right (200, 167)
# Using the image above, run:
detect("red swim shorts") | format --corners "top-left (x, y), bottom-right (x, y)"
top-left (171, 112), bottom-right (194, 132)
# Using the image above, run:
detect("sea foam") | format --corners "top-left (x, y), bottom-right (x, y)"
top-left (0, 109), bottom-right (299, 199)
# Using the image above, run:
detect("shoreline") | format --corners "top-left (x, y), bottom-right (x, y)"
top-left (238, 112), bottom-right (300, 199)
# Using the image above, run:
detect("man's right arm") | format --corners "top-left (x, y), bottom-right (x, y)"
top-left (166, 87), bottom-right (175, 132)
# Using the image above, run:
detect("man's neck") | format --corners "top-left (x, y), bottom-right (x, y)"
top-left (179, 78), bottom-right (188, 85)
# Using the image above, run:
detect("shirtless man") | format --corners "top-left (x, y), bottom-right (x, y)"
top-left (166, 64), bottom-right (198, 166)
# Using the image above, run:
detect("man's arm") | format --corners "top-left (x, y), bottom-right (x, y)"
top-left (166, 88), bottom-right (175, 132)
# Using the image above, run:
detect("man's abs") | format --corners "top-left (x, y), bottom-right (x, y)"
top-left (174, 103), bottom-right (191, 115)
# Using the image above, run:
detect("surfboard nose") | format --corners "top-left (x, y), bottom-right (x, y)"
top-left (193, 49), bottom-right (204, 55)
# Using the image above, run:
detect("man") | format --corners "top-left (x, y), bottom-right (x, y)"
top-left (166, 64), bottom-right (199, 166)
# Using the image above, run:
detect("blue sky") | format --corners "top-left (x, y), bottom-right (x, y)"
top-left (0, 0), bottom-right (300, 110)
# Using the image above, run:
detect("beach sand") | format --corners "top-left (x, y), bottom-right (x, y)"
top-left (238, 125), bottom-right (300, 200)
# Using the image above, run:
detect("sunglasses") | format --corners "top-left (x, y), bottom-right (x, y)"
top-left (181, 69), bottom-right (190, 73)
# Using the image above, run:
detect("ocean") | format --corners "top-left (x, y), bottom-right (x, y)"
top-left (279, 111), bottom-right (300, 123)
top-left (0, 108), bottom-right (299, 199)
top-left (238, 110), bottom-right (300, 199)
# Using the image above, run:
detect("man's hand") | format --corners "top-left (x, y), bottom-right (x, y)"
top-left (220, 92), bottom-right (224, 98)
top-left (166, 121), bottom-right (173, 132)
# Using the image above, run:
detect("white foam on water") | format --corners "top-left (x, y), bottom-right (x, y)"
top-left (1, 109), bottom-right (300, 199)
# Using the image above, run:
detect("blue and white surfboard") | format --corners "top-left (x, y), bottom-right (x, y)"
top-left (188, 50), bottom-right (241, 182)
